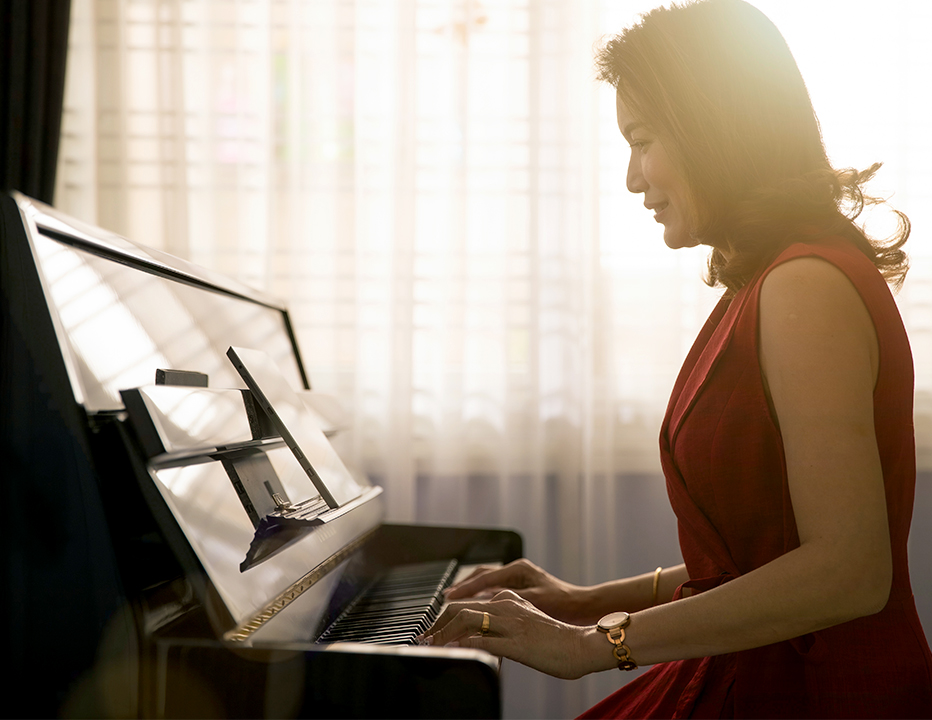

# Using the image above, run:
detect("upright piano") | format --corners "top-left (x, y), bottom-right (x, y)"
top-left (0, 191), bottom-right (521, 719)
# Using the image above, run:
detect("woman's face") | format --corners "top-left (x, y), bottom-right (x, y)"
top-left (616, 95), bottom-right (697, 250)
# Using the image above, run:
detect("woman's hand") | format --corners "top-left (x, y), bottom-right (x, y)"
top-left (421, 590), bottom-right (606, 679)
top-left (444, 559), bottom-right (590, 624)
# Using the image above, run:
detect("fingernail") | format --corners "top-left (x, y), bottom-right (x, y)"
top-left (417, 635), bottom-right (432, 646)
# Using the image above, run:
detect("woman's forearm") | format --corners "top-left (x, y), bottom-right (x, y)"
top-left (572, 563), bottom-right (689, 624)
top-left (575, 537), bottom-right (890, 675)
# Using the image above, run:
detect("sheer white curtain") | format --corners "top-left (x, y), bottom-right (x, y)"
top-left (55, 1), bottom-right (932, 716)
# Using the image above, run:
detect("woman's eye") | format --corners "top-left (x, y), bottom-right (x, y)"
top-left (629, 140), bottom-right (648, 151)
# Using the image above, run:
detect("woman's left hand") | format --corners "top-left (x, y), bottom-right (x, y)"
top-left (419, 589), bottom-right (602, 679)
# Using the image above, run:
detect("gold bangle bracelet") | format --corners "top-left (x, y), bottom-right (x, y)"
top-left (651, 566), bottom-right (663, 606)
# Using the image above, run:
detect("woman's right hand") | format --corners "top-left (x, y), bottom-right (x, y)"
top-left (445, 559), bottom-right (591, 624)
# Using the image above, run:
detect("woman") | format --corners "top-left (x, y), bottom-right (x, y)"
top-left (420, 0), bottom-right (932, 716)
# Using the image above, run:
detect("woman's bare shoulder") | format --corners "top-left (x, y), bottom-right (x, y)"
top-left (758, 254), bottom-right (878, 413)
top-left (759, 254), bottom-right (874, 334)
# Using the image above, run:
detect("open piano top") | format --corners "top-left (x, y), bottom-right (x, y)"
top-left (0, 191), bottom-right (521, 718)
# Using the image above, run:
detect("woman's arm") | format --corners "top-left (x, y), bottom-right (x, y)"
top-left (425, 257), bottom-right (892, 678)
top-left (444, 561), bottom-right (690, 625)
top-left (577, 563), bottom-right (691, 620)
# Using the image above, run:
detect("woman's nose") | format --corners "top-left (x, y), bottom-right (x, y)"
top-left (626, 154), bottom-right (647, 194)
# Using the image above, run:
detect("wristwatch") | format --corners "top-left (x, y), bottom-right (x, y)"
top-left (597, 611), bottom-right (638, 671)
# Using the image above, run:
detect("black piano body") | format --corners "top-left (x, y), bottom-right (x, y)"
top-left (0, 191), bottom-right (521, 718)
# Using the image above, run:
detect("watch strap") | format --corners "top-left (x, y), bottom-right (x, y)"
top-left (597, 612), bottom-right (638, 671)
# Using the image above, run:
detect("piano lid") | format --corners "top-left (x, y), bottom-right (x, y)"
top-left (12, 192), bottom-right (307, 412)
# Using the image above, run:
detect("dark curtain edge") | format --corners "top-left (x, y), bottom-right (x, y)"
top-left (0, 0), bottom-right (72, 205)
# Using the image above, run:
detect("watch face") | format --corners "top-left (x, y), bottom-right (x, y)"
top-left (598, 611), bottom-right (630, 630)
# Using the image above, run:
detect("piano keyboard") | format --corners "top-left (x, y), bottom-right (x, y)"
top-left (318, 559), bottom-right (459, 645)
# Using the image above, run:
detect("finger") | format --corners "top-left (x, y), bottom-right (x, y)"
top-left (443, 565), bottom-right (499, 598)
top-left (423, 598), bottom-right (489, 639)
top-left (444, 583), bottom-right (501, 601)
top-left (456, 564), bottom-right (498, 585)
top-left (424, 602), bottom-right (461, 636)
top-left (423, 607), bottom-right (489, 647)
top-left (445, 562), bottom-right (530, 599)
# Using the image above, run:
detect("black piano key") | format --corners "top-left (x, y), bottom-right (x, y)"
top-left (318, 558), bottom-right (457, 646)
top-left (347, 595), bottom-right (440, 614)
top-left (336, 608), bottom-right (433, 625)
top-left (324, 626), bottom-right (421, 643)
top-left (331, 609), bottom-right (438, 630)
top-left (322, 621), bottom-right (438, 643)
top-left (365, 581), bottom-right (444, 595)
top-left (326, 616), bottom-right (429, 635)
top-left (322, 609), bottom-right (434, 637)
top-left (323, 620), bottom-right (428, 641)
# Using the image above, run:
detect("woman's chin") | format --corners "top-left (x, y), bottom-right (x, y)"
top-left (663, 230), bottom-right (699, 250)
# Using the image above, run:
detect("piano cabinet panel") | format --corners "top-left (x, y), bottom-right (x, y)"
top-left (151, 640), bottom-right (502, 719)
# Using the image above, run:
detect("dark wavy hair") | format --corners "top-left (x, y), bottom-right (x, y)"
top-left (595, 0), bottom-right (909, 295)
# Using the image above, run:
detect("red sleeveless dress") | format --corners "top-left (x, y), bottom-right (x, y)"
top-left (580, 238), bottom-right (932, 718)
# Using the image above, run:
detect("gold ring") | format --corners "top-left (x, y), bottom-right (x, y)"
top-left (480, 611), bottom-right (491, 636)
